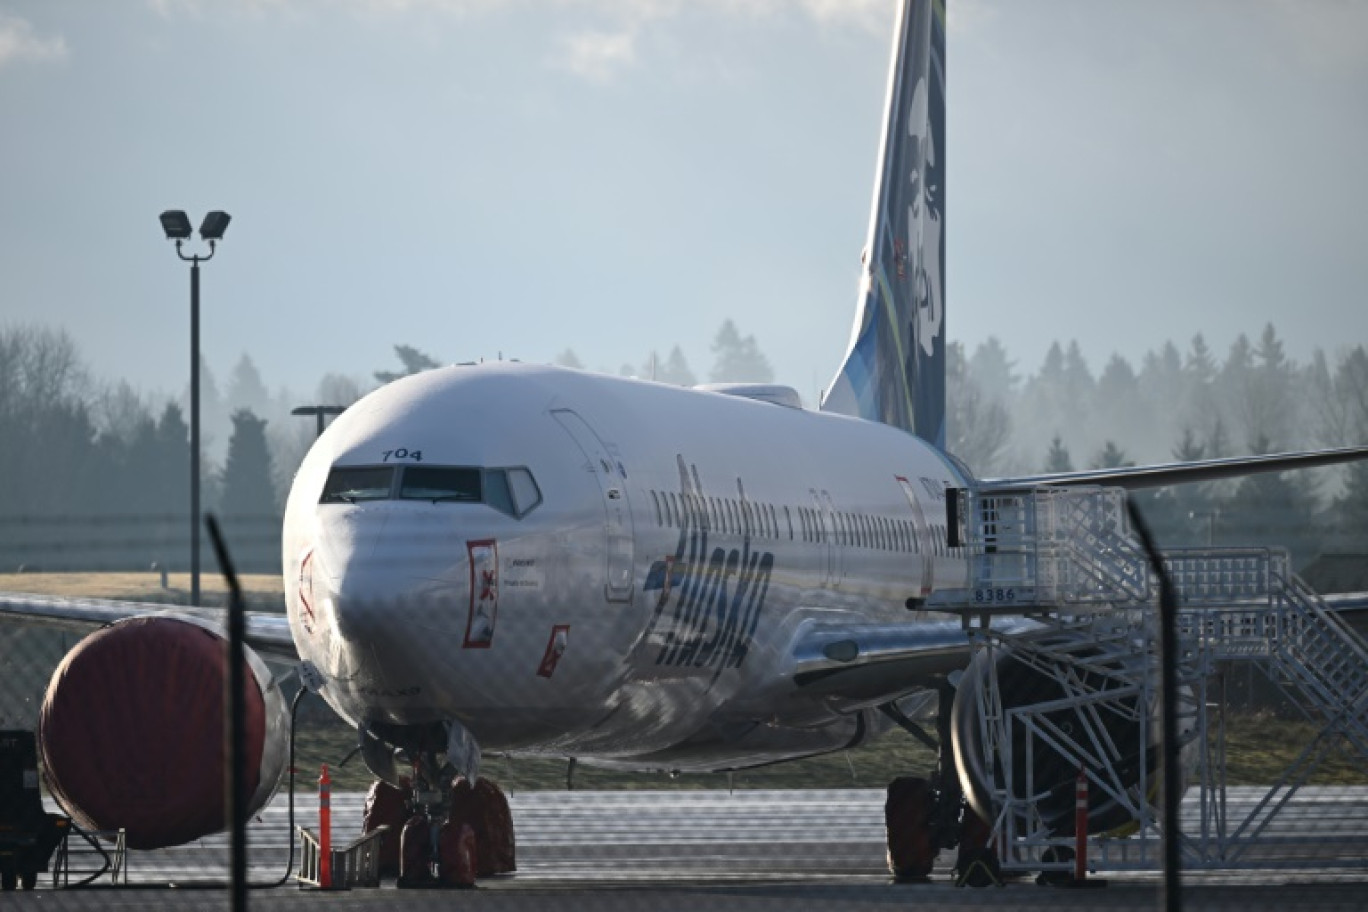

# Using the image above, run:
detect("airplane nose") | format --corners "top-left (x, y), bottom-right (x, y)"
top-left (329, 561), bottom-right (398, 644)
top-left (315, 508), bottom-right (389, 639)
top-left (316, 506), bottom-right (468, 654)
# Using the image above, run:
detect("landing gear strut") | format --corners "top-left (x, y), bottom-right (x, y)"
top-left (881, 681), bottom-right (972, 881)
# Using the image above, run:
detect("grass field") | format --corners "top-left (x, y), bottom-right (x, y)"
top-left (289, 712), bottom-right (944, 793)
top-left (0, 571), bottom-right (285, 610)
top-left (287, 710), bottom-right (1368, 793)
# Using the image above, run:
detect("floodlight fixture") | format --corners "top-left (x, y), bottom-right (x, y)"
top-left (293, 404), bottom-right (349, 438)
top-left (160, 210), bottom-right (193, 240)
top-left (200, 210), bottom-right (232, 242)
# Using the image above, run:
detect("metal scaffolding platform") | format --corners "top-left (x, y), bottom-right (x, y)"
top-left (942, 486), bottom-right (1368, 873)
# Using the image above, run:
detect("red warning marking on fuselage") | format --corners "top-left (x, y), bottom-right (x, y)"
top-left (537, 625), bottom-right (570, 679)
top-left (298, 548), bottom-right (316, 634)
top-left (464, 539), bottom-right (498, 649)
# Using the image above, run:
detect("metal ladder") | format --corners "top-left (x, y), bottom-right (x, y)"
top-left (1167, 549), bottom-right (1368, 756)
top-left (941, 485), bottom-right (1368, 872)
top-left (1165, 549), bottom-right (1368, 864)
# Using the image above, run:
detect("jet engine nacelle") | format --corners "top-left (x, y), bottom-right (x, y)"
top-left (39, 615), bottom-right (289, 850)
top-left (950, 629), bottom-right (1161, 836)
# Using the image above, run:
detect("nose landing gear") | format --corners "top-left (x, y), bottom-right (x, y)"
top-left (357, 721), bottom-right (515, 887)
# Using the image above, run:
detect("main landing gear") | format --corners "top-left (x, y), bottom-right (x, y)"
top-left (881, 681), bottom-right (997, 885)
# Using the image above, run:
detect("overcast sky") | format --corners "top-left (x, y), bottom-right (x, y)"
top-left (2, 0), bottom-right (1366, 405)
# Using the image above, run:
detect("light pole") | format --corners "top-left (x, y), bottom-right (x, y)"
top-left (160, 209), bottom-right (231, 607)
top-left (291, 405), bottom-right (348, 439)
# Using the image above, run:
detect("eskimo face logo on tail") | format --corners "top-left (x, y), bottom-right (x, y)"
top-left (642, 457), bottom-right (773, 675)
top-left (905, 76), bottom-right (943, 359)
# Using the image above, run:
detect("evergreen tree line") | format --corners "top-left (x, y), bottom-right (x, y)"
top-left (0, 327), bottom-right (297, 572)
top-left (554, 318), bottom-right (776, 388)
top-left (0, 318), bottom-right (776, 574)
top-left (6, 319), bottom-right (1363, 576)
top-left (948, 325), bottom-right (1368, 568)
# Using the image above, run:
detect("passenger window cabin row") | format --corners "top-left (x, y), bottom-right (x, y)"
top-left (647, 489), bottom-right (956, 557)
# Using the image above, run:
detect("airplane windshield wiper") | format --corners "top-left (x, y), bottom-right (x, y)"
top-left (429, 494), bottom-right (475, 504)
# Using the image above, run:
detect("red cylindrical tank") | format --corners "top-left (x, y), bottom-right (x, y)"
top-left (38, 615), bottom-right (288, 850)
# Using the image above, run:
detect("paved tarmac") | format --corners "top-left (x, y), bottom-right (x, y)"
top-left (4, 788), bottom-right (1365, 911)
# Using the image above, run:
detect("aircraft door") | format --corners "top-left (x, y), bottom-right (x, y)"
top-left (896, 476), bottom-right (934, 598)
top-left (812, 489), bottom-right (842, 588)
top-left (552, 409), bottom-right (635, 603)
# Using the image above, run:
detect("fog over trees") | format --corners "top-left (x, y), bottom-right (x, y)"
top-left (374, 345), bottom-right (442, 385)
top-left (708, 320), bottom-right (774, 384)
top-left (3, 321), bottom-right (1366, 575)
top-left (950, 325), bottom-right (1368, 566)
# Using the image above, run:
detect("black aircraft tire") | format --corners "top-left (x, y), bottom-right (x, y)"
top-left (21, 871), bottom-right (38, 891)
top-left (885, 776), bottom-right (937, 881)
top-left (1, 870), bottom-right (16, 891)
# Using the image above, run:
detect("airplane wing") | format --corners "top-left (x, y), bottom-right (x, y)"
top-left (1322, 592), bottom-right (1368, 616)
top-left (786, 617), bottom-right (1038, 704)
top-left (0, 591), bottom-right (299, 664)
top-left (984, 444), bottom-right (1368, 491)
top-left (786, 590), bottom-right (1368, 708)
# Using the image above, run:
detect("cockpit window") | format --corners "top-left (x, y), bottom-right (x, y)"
top-left (321, 463), bottom-right (542, 518)
top-left (399, 466), bottom-right (483, 502)
top-left (320, 466), bottom-right (394, 503)
top-left (483, 469), bottom-right (515, 515)
top-left (507, 468), bottom-right (542, 516)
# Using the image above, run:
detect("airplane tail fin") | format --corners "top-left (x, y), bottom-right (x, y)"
top-left (820, 0), bottom-right (947, 449)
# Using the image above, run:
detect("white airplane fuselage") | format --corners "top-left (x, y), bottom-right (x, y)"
top-left (283, 362), bottom-right (970, 770)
